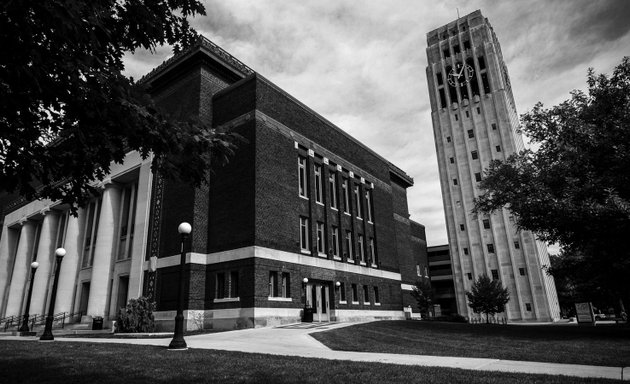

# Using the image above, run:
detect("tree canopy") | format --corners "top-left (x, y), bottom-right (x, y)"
top-left (466, 274), bottom-right (510, 323)
top-left (411, 279), bottom-right (434, 317)
top-left (474, 57), bottom-right (630, 309)
top-left (0, 0), bottom-right (236, 210)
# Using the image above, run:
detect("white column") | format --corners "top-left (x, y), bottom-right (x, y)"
top-left (30, 210), bottom-right (59, 316)
top-left (0, 225), bottom-right (20, 316)
top-left (54, 213), bottom-right (82, 314)
top-left (128, 160), bottom-right (153, 299)
top-left (4, 220), bottom-right (37, 316)
top-left (87, 183), bottom-right (121, 318)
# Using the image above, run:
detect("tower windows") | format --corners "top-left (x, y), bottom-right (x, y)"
top-left (436, 72), bottom-right (443, 85)
top-left (459, 224), bottom-right (465, 231)
top-left (465, 111), bottom-right (470, 118)
top-left (476, 107), bottom-right (481, 114)
top-left (496, 145), bottom-right (502, 152)
top-left (463, 247), bottom-right (469, 255)
top-left (491, 269), bottom-right (499, 280)
top-left (446, 136), bottom-right (452, 143)
top-left (482, 219), bottom-right (490, 229)
top-left (467, 129), bottom-right (474, 138)
top-left (492, 123), bottom-right (497, 130)
top-left (514, 240), bottom-right (520, 249)
top-left (439, 88), bottom-right (447, 108)
top-left (463, 40), bottom-right (471, 50)
top-left (453, 178), bottom-right (458, 186)
top-left (475, 173), bottom-right (482, 182)
top-left (487, 243), bottom-right (495, 253)
top-left (449, 157), bottom-right (454, 164)
top-left (519, 267), bottom-right (526, 276)
top-left (455, 114), bottom-right (459, 121)
top-left (481, 72), bottom-right (491, 94)
top-left (478, 55), bottom-right (486, 70)
top-left (471, 150), bottom-right (478, 160)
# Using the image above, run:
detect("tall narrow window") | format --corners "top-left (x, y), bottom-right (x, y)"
top-left (475, 173), bottom-right (482, 182)
top-left (453, 178), bottom-right (458, 186)
top-left (216, 273), bottom-right (226, 299)
top-left (467, 272), bottom-right (473, 280)
top-left (373, 287), bottom-right (380, 304)
top-left (229, 271), bottom-right (239, 298)
top-left (449, 157), bottom-right (454, 164)
top-left (514, 240), bottom-right (521, 249)
top-left (351, 284), bottom-right (359, 303)
top-left (365, 189), bottom-right (373, 222)
top-left (463, 247), bottom-right (469, 255)
top-left (369, 238), bottom-right (376, 266)
top-left (496, 145), bottom-right (502, 152)
top-left (314, 164), bottom-right (323, 203)
top-left (332, 226), bottom-right (340, 258)
top-left (354, 185), bottom-right (362, 219)
top-left (363, 285), bottom-right (370, 304)
top-left (345, 231), bottom-right (353, 261)
top-left (342, 178), bottom-right (350, 214)
top-left (487, 243), bottom-right (495, 253)
top-left (339, 282), bottom-right (346, 302)
top-left (298, 156), bottom-right (308, 198)
top-left (519, 267), bottom-right (526, 276)
top-left (299, 217), bottom-right (310, 252)
top-left (117, 182), bottom-right (138, 260)
top-left (491, 269), bottom-right (499, 280)
top-left (316, 222), bottom-right (325, 255)
top-left (269, 271), bottom-right (278, 297)
top-left (358, 235), bottom-right (365, 263)
top-left (482, 219), bottom-right (490, 229)
top-left (82, 198), bottom-right (102, 268)
top-left (281, 272), bottom-right (290, 298)
top-left (467, 129), bottom-right (474, 138)
top-left (329, 172), bottom-right (338, 209)
top-left (471, 150), bottom-right (479, 160)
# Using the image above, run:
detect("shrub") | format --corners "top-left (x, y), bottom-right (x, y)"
top-left (115, 296), bottom-right (156, 333)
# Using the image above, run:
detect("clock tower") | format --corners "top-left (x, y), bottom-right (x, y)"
top-left (425, 10), bottom-right (560, 322)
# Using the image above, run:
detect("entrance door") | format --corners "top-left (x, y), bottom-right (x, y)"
top-left (79, 282), bottom-right (90, 315)
top-left (311, 283), bottom-right (330, 322)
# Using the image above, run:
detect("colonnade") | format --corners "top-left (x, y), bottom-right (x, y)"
top-left (0, 161), bottom-right (152, 322)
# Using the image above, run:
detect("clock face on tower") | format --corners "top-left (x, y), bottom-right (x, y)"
top-left (448, 63), bottom-right (474, 87)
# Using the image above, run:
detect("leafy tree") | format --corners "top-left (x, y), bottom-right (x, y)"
top-left (411, 279), bottom-right (434, 317)
top-left (474, 57), bottom-right (630, 312)
top-left (115, 296), bottom-right (156, 333)
top-left (466, 274), bottom-right (510, 323)
top-left (0, 0), bottom-right (237, 210)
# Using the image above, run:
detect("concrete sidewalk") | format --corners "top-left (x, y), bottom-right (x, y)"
top-left (2, 322), bottom-right (627, 381)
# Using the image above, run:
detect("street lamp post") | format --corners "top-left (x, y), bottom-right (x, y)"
top-left (40, 248), bottom-right (66, 341)
top-left (18, 261), bottom-right (39, 334)
top-left (169, 222), bottom-right (191, 350)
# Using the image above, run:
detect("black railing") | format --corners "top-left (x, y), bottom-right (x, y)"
top-left (2, 311), bottom-right (84, 332)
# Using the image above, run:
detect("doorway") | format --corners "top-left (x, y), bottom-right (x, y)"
top-left (306, 282), bottom-right (330, 322)
top-left (79, 282), bottom-right (90, 315)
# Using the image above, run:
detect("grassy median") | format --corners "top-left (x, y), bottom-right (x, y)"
top-left (311, 320), bottom-right (630, 367)
top-left (0, 341), bottom-right (619, 384)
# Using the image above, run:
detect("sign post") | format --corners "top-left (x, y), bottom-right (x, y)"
top-left (575, 302), bottom-right (596, 326)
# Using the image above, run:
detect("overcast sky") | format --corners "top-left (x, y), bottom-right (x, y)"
top-left (124, 0), bottom-right (630, 246)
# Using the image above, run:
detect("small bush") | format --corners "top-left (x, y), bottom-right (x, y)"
top-left (115, 296), bottom-right (156, 333)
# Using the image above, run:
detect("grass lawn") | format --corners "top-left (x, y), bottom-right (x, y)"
top-left (311, 320), bottom-right (630, 367)
top-left (0, 340), bottom-right (619, 384)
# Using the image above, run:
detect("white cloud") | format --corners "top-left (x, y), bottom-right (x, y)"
top-left (124, 0), bottom-right (630, 246)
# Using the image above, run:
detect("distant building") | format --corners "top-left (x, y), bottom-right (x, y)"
top-left (425, 10), bottom-right (560, 321)
top-left (0, 37), bottom-right (426, 330)
top-left (427, 245), bottom-right (457, 316)
top-left (400, 221), bottom-right (429, 316)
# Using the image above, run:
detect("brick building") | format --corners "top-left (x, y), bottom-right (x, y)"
top-left (0, 37), bottom-right (426, 331)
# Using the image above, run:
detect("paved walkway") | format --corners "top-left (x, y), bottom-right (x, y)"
top-left (2, 322), bottom-right (627, 381)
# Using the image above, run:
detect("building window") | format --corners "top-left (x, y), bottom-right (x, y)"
top-left (365, 189), bottom-right (373, 222)
top-left (299, 217), bottom-right (310, 252)
top-left (374, 287), bottom-right (380, 304)
top-left (329, 172), bottom-right (338, 209)
top-left (459, 224), bottom-right (465, 231)
top-left (332, 226), bottom-right (340, 258)
top-left (363, 285), bottom-right (370, 304)
top-left (514, 240), bottom-right (520, 249)
top-left (478, 55), bottom-right (486, 70)
top-left (496, 145), bottom-right (502, 152)
top-left (216, 272), bottom-right (226, 299)
top-left (453, 178), bottom-right (458, 186)
top-left (482, 219), bottom-right (490, 229)
top-left (491, 269), bottom-right (499, 280)
top-left (281, 272), bottom-right (291, 298)
top-left (351, 284), bottom-right (359, 303)
top-left (449, 157), bottom-right (454, 164)
top-left (229, 271), bottom-right (239, 298)
top-left (492, 123), bottom-right (497, 130)
top-left (464, 40), bottom-right (471, 50)
top-left (446, 136), bottom-right (451, 143)
top-left (437, 72), bottom-right (444, 85)
top-left (354, 185), bottom-right (362, 219)
top-left (467, 273), bottom-right (473, 280)
top-left (316, 222), bottom-right (325, 255)
top-left (525, 303), bottom-right (532, 311)
top-left (454, 114), bottom-right (459, 121)
top-left (342, 178), bottom-right (350, 214)
top-left (314, 164), bottom-right (323, 203)
top-left (339, 282), bottom-right (346, 302)
top-left (475, 173), bottom-right (482, 182)
top-left (467, 129), bottom-right (474, 138)
top-left (369, 238), bottom-right (376, 265)
top-left (519, 267), bottom-right (526, 276)
top-left (471, 150), bottom-right (478, 160)
top-left (358, 235), bottom-right (365, 263)
top-left (487, 243), bottom-right (495, 253)
top-left (117, 182), bottom-right (138, 261)
top-left (82, 198), bottom-right (102, 268)
top-left (298, 156), bottom-right (308, 198)
top-left (269, 271), bottom-right (278, 297)
top-left (463, 247), bottom-right (469, 255)
top-left (476, 107), bottom-right (481, 114)
top-left (465, 111), bottom-right (470, 118)
top-left (345, 231), bottom-right (353, 261)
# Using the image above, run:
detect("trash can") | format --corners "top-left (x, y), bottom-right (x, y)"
top-left (302, 307), bottom-right (314, 323)
top-left (92, 316), bottom-right (104, 330)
